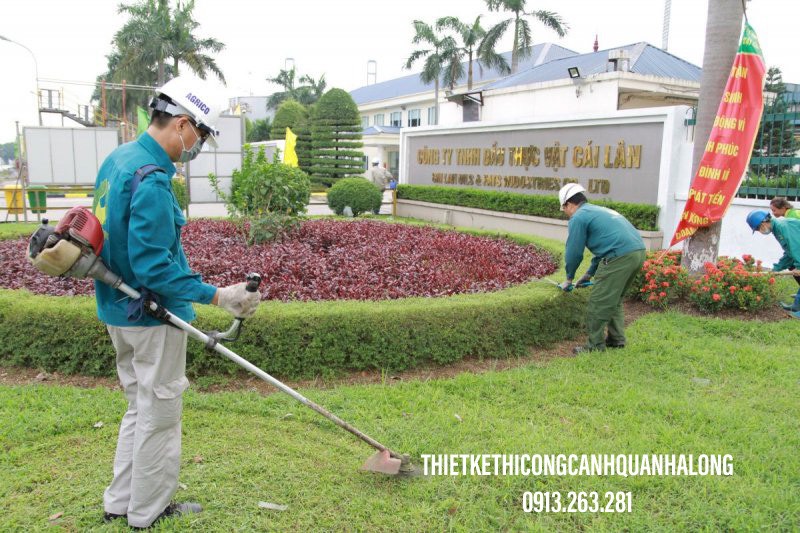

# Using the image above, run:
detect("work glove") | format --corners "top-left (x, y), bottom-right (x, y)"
top-left (217, 282), bottom-right (261, 318)
top-left (558, 280), bottom-right (574, 292)
top-left (575, 274), bottom-right (593, 288)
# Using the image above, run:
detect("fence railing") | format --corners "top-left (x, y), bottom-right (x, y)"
top-left (738, 90), bottom-right (800, 200)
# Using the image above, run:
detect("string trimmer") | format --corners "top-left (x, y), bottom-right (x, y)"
top-left (27, 206), bottom-right (414, 476)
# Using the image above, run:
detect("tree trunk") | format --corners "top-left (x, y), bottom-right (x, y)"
top-left (681, 0), bottom-right (744, 273)
top-left (511, 16), bottom-right (520, 74)
top-left (434, 79), bottom-right (440, 126)
top-left (468, 51), bottom-right (474, 90)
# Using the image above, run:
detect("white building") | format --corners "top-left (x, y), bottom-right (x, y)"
top-left (351, 42), bottom-right (701, 177)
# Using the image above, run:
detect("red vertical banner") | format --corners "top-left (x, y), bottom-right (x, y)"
top-left (670, 23), bottom-right (765, 247)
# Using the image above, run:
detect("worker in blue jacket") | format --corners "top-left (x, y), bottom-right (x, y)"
top-left (557, 184), bottom-right (646, 354)
top-left (92, 76), bottom-right (260, 529)
top-left (746, 209), bottom-right (800, 316)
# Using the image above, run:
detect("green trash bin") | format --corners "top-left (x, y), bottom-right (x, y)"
top-left (27, 185), bottom-right (47, 214)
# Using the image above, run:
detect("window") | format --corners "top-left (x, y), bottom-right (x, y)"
top-left (407, 109), bottom-right (421, 127)
top-left (427, 106), bottom-right (437, 125)
top-left (362, 155), bottom-right (369, 171)
top-left (463, 100), bottom-right (480, 122)
top-left (361, 116), bottom-right (369, 128)
top-left (374, 113), bottom-right (385, 126)
top-left (390, 111), bottom-right (402, 127)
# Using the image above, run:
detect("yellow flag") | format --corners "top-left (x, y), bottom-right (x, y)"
top-left (283, 127), bottom-right (298, 167)
top-left (233, 104), bottom-right (242, 116)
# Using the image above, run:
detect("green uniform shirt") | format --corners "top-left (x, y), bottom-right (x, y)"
top-left (771, 217), bottom-right (800, 271)
top-left (92, 133), bottom-right (217, 326)
top-left (564, 203), bottom-right (646, 280)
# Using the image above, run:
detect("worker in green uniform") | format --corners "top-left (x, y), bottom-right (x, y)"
top-left (769, 197), bottom-right (800, 220)
top-left (747, 209), bottom-right (800, 316)
top-left (557, 184), bottom-right (646, 353)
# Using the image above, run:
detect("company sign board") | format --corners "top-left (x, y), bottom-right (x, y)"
top-left (403, 121), bottom-right (665, 204)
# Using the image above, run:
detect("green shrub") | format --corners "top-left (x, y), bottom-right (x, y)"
top-left (627, 252), bottom-right (777, 313)
top-left (0, 283), bottom-right (586, 379)
top-left (397, 185), bottom-right (660, 231)
top-left (270, 100), bottom-right (308, 140)
top-left (627, 250), bottom-right (689, 308)
top-left (171, 177), bottom-right (188, 211)
top-left (686, 255), bottom-right (777, 312)
top-left (310, 88), bottom-right (364, 182)
top-left (210, 144), bottom-right (311, 243)
top-left (327, 177), bottom-right (382, 216)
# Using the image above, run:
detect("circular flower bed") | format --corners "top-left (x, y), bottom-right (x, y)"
top-left (0, 219), bottom-right (557, 300)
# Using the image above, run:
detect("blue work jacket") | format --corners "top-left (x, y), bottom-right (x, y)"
top-left (92, 132), bottom-right (217, 326)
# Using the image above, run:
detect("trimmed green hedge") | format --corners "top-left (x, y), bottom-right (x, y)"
top-left (397, 185), bottom-right (660, 231)
top-left (0, 284), bottom-right (586, 379)
top-left (0, 223), bottom-right (588, 379)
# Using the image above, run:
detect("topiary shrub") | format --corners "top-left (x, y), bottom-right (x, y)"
top-left (327, 177), bottom-right (382, 216)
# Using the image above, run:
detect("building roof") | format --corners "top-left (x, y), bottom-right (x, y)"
top-left (349, 43), bottom-right (577, 105)
top-left (481, 42), bottom-right (701, 91)
top-left (363, 125), bottom-right (401, 136)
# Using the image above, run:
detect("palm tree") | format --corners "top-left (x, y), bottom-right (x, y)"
top-left (115, 0), bottom-right (225, 86)
top-left (437, 15), bottom-right (509, 90)
top-left (482, 0), bottom-right (568, 74)
top-left (266, 68), bottom-right (298, 109)
top-left (296, 74), bottom-right (327, 106)
top-left (168, 0), bottom-right (225, 83)
top-left (404, 20), bottom-right (456, 126)
top-left (681, 0), bottom-right (745, 272)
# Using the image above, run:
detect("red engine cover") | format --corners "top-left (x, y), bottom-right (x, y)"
top-left (54, 206), bottom-right (104, 255)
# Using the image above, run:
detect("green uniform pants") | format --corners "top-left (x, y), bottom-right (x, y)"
top-left (585, 249), bottom-right (646, 349)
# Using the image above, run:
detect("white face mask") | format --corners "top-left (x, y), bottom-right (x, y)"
top-left (178, 122), bottom-right (203, 163)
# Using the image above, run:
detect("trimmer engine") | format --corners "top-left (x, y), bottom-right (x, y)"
top-left (28, 206), bottom-right (121, 287)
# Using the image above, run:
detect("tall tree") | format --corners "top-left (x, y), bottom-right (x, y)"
top-left (404, 20), bottom-right (455, 126)
top-left (681, 0), bottom-right (745, 273)
top-left (267, 69), bottom-right (326, 109)
top-left (482, 0), bottom-right (568, 74)
top-left (270, 100), bottom-right (308, 140)
top-left (437, 15), bottom-right (509, 90)
top-left (266, 68), bottom-right (298, 110)
top-left (296, 74), bottom-right (327, 106)
top-left (309, 89), bottom-right (364, 184)
top-left (168, 0), bottom-right (225, 82)
top-left (115, 0), bottom-right (225, 86)
top-left (94, 0), bottom-right (225, 122)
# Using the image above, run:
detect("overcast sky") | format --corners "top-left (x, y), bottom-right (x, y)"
top-left (1, 0), bottom-right (797, 143)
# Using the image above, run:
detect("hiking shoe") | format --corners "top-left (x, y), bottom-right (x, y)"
top-left (102, 511), bottom-right (126, 523)
top-left (605, 342), bottom-right (626, 349)
top-left (133, 502), bottom-right (202, 530)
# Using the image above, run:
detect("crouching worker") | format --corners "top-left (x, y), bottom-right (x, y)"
top-left (746, 210), bottom-right (800, 316)
top-left (92, 76), bottom-right (261, 529)
top-left (557, 184), bottom-right (646, 354)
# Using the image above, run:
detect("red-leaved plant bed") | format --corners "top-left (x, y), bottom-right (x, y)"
top-left (0, 219), bottom-right (557, 300)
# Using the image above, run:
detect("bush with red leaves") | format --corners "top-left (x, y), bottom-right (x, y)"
top-left (0, 219), bottom-right (558, 301)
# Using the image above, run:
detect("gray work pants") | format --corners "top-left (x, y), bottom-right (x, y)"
top-left (103, 325), bottom-right (189, 528)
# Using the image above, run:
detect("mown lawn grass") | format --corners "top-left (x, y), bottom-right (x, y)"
top-left (1, 311), bottom-right (798, 531)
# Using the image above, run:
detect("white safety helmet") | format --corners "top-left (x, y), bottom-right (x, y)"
top-left (149, 75), bottom-right (223, 147)
top-left (558, 183), bottom-right (586, 211)
top-left (372, 158), bottom-right (380, 165)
